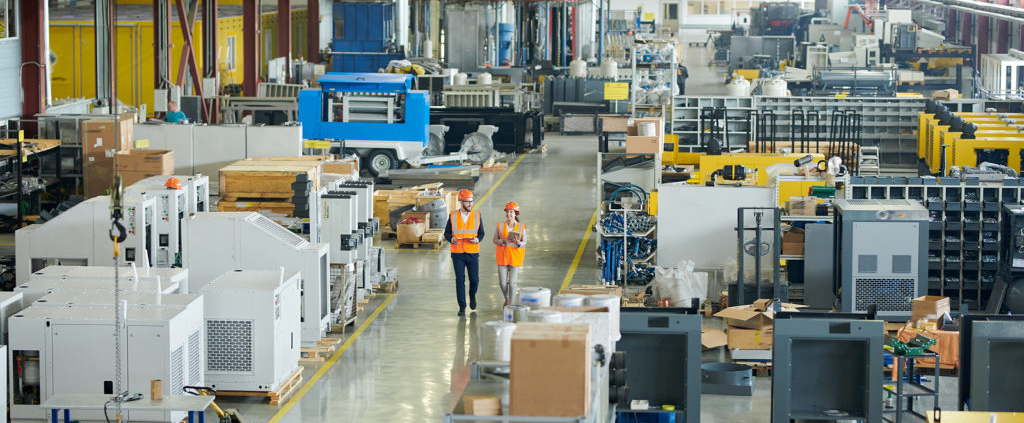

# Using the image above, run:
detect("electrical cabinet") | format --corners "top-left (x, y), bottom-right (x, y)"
top-left (8, 300), bottom-right (204, 422)
top-left (15, 194), bottom-right (158, 283)
top-left (183, 212), bottom-right (331, 346)
top-left (0, 292), bottom-right (23, 344)
top-left (200, 270), bottom-right (302, 392)
top-left (133, 123), bottom-right (196, 175)
top-left (834, 199), bottom-right (928, 318)
top-left (129, 174), bottom-right (211, 215)
top-left (191, 125), bottom-right (246, 194)
top-left (125, 186), bottom-right (187, 268)
top-left (15, 277), bottom-right (181, 305)
top-left (321, 191), bottom-right (361, 264)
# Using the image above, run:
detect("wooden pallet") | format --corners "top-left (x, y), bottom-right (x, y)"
top-left (330, 316), bottom-right (357, 332)
top-left (733, 361), bottom-right (772, 377)
top-left (217, 200), bottom-right (295, 215)
top-left (376, 279), bottom-right (400, 293)
top-left (395, 239), bottom-right (444, 249)
top-left (221, 193), bottom-right (294, 201)
top-left (217, 367), bottom-right (303, 405)
top-left (380, 228), bottom-right (397, 240)
top-left (300, 343), bottom-right (337, 363)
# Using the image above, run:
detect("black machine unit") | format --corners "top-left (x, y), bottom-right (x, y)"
top-left (429, 108), bottom-right (544, 154)
top-left (750, 3), bottom-right (800, 36)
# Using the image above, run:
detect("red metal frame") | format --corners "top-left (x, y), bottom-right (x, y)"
top-left (243, 0), bottom-right (259, 96)
top-left (278, 0), bottom-right (291, 81)
top-left (20, 0), bottom-right (46, 136)
top-left (307, 0), bottom-right (319, 63)
top-left (174, 0), bottom-right (209, 122)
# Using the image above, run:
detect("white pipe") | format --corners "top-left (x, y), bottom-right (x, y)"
top-left (905, 0), bottom-right (1024, 24)
top-left (156, 276), bottom-right (162, 305)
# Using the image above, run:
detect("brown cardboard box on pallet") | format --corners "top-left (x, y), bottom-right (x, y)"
top-left (84, 158), bottom-right (115, 197)
top-left (510, 323), bottom-right (591, 417)
top-left (714, 300), bottom-right (805, 329)
top-left (727, 327), bottom-right (773, 350)
top-left (912, 296), bottom-right (950, 323)
top-left (396, 222), bottom-right (426, 243)
top-left (782, 227), bottom-right (805, 255)
top-left (400, 211), bottom-right (431, 229)
top-left (82, 116), bottom-right (134, 161)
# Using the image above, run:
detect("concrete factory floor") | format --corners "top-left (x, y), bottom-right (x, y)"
top-left (204, 135), bottom-right (960, 423)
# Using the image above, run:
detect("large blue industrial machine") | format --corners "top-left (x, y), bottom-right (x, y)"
top-left (331, 2), bottom-right (404, 72)
top-left (299, 73), bottom-right (431, 175)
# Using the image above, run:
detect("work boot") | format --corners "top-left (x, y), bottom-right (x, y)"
top-left (458, 308), bottom-right (466, 317)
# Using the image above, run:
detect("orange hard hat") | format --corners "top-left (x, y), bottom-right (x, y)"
top-left (165, 177), bottom-right (182, 190)
top-left (457, 189), bottom-right (474, 201)
top-left (504, 201), bottom-right (520, 212)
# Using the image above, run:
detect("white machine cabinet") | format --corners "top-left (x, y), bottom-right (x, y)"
top-left (15, 194), bottom-right (158, 282)
top-left (245, 125), bottom-right (303, 158)
top-left (0, 292), bottom-right (23, 344)
top-left (125, 185), bottom-right (187, 267)
top-left (192, 125), bottom-right (246, 193)
top-left (28, 265), bottom-right (189, 295)
top-left (15, 278), bottom-right (181, 305)
top-left (133, 123), bottom-right (196, 175)
top-left (200, 270), bottom-right (302, 392)
top-left (8, 301), bottom-right (204, 422)
top-left (183, 212), bottom-right (331, 345)
top-left (321, 191), bottom-right (361, 264)
top-left (129, 174), bottom-right (211, 215)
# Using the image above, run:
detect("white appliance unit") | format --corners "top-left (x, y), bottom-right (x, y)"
top-left (200, 270), bottom-right (302, 392)
top-left (0, 292), bottom-right (24, 344)
top-left (15, 194), bottom-right (158, 282)
top-left (321, 191), bottom-right (361, 265)
top-left (335, 181), bottom-right (378, 242)
top-left (130, 174), bottom-right (211, 214)
top-left (8, 302), bottom-right (204, 422)
top-left (125, 185), bottom-right (187, 267)
top-left (14, 278), bottom-right (181, 305)
top-left (133, 123), bottom-right (196, 175)
top-left (182, 212), bottom-right (331, 345)
top-left (28, 265), bottom-right (189, 295)
top-left (33, 291), bottom-right (200, 310)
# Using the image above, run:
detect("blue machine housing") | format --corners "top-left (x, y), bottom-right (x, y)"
top-left (298, 73), bottom-right (429, 145)
top-left (331, 2), bottom-right (405, 72)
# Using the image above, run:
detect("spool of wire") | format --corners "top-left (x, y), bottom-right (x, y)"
top-left (478, 321), bottom-right (517, 361)
top-left (527, 309), bottom-right (563, 323)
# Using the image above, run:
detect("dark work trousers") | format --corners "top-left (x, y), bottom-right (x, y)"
top-left (452, 252), bottom-right (480, 310)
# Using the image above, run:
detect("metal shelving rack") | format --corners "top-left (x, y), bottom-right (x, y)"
top-left (670, 96), bottom-right (754, 152)
top-left (630, 38), bottom-right (677, 119)
top-left (884, 352), bottom-right (940, 423)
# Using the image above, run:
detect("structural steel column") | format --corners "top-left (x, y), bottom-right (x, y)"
top-left (998, 0), bottom-right (1010, 53)
top-left (95, 0), bottom-right (116, 109)
top-left (203, 0), bottom-right (219, 123)
top-left (278, 0), bottom-right (291, 81)
top-left (154, 0), bottom-right (171, 90)
top-left (946, 9), bottom-right (957, 43)
top-left (307, 0), bottom-right (319, 62)
top-left (174, 0), bottom-right (209, 121)
top-left (979, 14), bottom-right (990, 55)
top-left (21, 0), bottom-right (47, 135)
top-left (243, 0), bottom-right (259, 96)
top-left (962, 11), bottom-right (972, 48)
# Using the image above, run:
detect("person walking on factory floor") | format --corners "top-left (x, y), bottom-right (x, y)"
top-left (445, 189), bottom-right (485, 317)
top-left (493, 201), bottom-right (526, 307)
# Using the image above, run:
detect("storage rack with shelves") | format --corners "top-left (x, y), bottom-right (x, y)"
top-left (631, 39), bottom-right (677, 120)
top-left (847, 176), bottom-right (1024, 308)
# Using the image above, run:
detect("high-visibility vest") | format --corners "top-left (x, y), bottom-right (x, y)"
top-left (450, 210), bottom-right (482, 254)
top-left (495, 221), bottom-right (525, 267)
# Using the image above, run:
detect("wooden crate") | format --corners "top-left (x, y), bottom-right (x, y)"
top-left (217, 200), bottom-right (295, 215)
top-left (219, 157), bottom-right (324, 198)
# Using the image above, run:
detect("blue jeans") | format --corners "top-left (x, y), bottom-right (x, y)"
top-left (452, 253), bottom-right (480, 310)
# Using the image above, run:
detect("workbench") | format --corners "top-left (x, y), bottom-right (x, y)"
top-left (41, 393), bottom-right (214, 423)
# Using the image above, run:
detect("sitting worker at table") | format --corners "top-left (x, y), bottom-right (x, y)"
top-left (149, 100), bottom-right (188, 124)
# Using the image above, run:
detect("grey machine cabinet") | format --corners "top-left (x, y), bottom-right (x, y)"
top-left (960, 315), bottom-right (1024, 411)
top-left (617, 310), bottom-right (701, 423)
top-left (834, 199), bottom-right (928, 318)
top-left (771, 316), bottom-right (884, 423)
top-left (804, 222), bottom-right (835, 309)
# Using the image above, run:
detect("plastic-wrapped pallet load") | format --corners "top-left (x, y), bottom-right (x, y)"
top-left (552, 293), bottom-right (586, 307)
top-left (478, 321), bottom-right (517, 361)
top-left (517, 287), bottom-right (552, 310)
top-left (586, 294), bottom-right (621, 341)
top-left (503, 304), bottom-right (530, 322)
top-left (527, 309), bottom-right (562, 323)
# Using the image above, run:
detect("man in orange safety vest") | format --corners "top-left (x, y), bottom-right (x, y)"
top-left (444, 189), bottom-right (485, 317)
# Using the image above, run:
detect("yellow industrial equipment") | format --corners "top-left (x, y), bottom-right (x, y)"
top-left (50, 8), bottom-right (308, 115)
top-left (693, 153), bottom-right (825, 186)
top-left (662, 134), bottom-right (701, 166)
top-left (775, 178), bottom-right (829, 206)
top-left (919, 111), bottom-right (1024, 174)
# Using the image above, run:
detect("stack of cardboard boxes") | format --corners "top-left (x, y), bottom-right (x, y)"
top-left (624, 117), bottom-right (665, 155)
top-left (714, 299), bottom-right (804, 361)
top-left (83, 115), bottom-right (173, 197)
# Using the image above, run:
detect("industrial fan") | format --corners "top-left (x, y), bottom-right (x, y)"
top-left (423, 125), bottom-right (449, 157)
top-left (459, 125), bottom-right (498, 164)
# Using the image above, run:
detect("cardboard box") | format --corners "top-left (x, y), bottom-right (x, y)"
top-left (626, 117), bottom-right (664, 137)
top-left (599, 116), bottom-right (630, 133)
top-left (397, 222), bottom-right (426, 243)
top-left (727, 327), bottom-right (773, 350)
top-left (151, 380), bottom-right (163, 400)
top-left (625, 136), bottom-right (661, 154)
top-left (787, 196), bottom-right (818, 216)
top-left (932, 88), bottom-right (960, 100)
top-left (510, 323), bottom-right (591, 417)
top-left (782, 227), bottom-right (805, 256)
top-left (714, 302), bottom-right (805, 329)
top-left (541, 306), bottom-right (614, 352)
top-left (82, 116), bottom-right (134, 160)
top-left (702, 328), bottom-right (728, 350)
top-left (84, 158), bottom-right (115, 198)
top-left (560, 284), bottom-right (623, 298)
top-left (464, 395), bottom-right (501, 416)
top-left (912, 296), bottom-right (951, 322)
top-left (116, 149), bottom-right (174, 173)
top-left (400, 211), bottom-right (431, 229)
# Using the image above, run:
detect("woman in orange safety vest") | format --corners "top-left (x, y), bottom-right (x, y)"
top-left (493, 201), bottom-right (526, 306)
